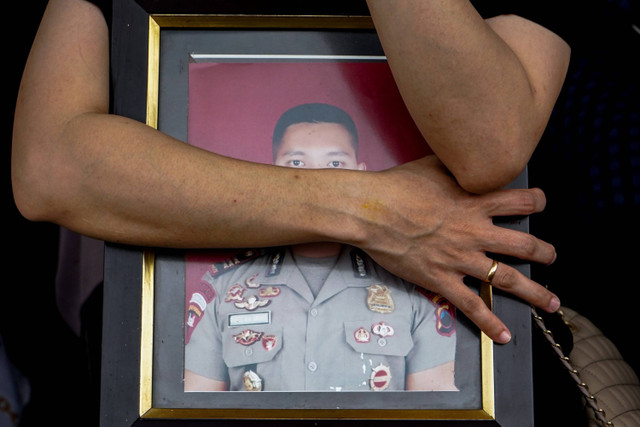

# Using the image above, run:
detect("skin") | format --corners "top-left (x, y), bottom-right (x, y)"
top-left (12, 0), bottom-right (568, 345)
top-left (367, 0), bottom-right (571, 193)
top-left (274, 122), bottom-right (364, 258)
top-left (185, 122), bottom-right (456, 390)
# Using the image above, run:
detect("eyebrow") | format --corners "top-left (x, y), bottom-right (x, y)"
top-left (280, 150), bottom-right (352, 157)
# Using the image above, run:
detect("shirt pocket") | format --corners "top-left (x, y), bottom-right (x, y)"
top-left (222, 326), bottom-right (283, 368)
top-left (343, 320), bottom-right (414, 357)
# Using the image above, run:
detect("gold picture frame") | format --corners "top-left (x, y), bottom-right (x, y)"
top-left (101, 1), bottom-right (535, 425)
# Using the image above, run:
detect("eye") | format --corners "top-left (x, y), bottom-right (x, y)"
top-left (327, 160), bottom-right (344, 168)
top-left (289, 159), bottom-right (305, 167)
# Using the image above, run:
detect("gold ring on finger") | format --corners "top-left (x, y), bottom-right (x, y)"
top-left (484, 259), bottom-right (499, 283)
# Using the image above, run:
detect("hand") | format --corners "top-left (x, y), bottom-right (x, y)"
top-left (357, 155), bottom-right (558, 344)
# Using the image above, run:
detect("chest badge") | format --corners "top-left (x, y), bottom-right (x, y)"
top-left (366, 284), bottom-right (394, 314)
top-left (245, 273), bottom-right (260, 288)
top-left (225, 284), bottom-right (245, 303)
top-left (370, 363), bottom-right (392, 391)
top-left (258, 286), bottom-right (281, 298)
top-left (234, 295), bottom-right (270, 311)
top-left (262, 334), bottom-right (278, 351)
top-left (371, 321), bottom-right (395, 337)
top-left (243, 370), bottom-right (263, 391)
top-left (233, 329), bottom-right (264, 346)
top-left (354, 327), bottom-right (371, 343)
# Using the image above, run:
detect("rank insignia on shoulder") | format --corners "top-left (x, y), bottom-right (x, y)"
top-left (370, 363), bottom-right (391, 391)
top-left (243, 370), bottom-right (263, 391)
top-left (207, 249), bottom-right (265, 278)
top-left (354, 327), bottom-right (371, 343)
top-left (366, 284), bottom-right (394, 314)
top-left (233, 329), bottom-right (264, 346)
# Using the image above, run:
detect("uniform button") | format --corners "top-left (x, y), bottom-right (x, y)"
top-left (308, 361), bottom-right (318, 372)
top-left (310, 308), bottom-right (319, 317)
top-left (245, 348), bottom-right (254, 356)
top-left (377, 338), bottom-right (387, 347)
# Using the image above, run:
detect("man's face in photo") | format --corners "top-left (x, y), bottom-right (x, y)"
top-left (274, 122), bottom-right (366, 171)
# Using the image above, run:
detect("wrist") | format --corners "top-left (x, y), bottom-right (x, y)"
top-left (302, 168), bottom-right (375, 248)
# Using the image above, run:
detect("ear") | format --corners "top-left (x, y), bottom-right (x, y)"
top-left (357, 162), bottom-right (367, 171)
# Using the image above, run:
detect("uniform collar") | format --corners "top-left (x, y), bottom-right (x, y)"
top-left (258, 246), bottom-right (376, 305)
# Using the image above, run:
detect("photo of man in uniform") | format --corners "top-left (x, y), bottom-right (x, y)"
top-left (184, 103), bottom-right (457, 392)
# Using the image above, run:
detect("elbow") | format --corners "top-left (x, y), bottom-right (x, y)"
top-left (11, 144), bottom-right (64, 224)
top-left (455, 166), bottom-right (524, 194)
top-left (454, 125), bottom-right (539, 194)
top-left (12, 166), bottom-right (54, 223)
top-left (450, 147), bottom-right (530, 194)
top-left (433, 113), bottom-right (543, 194)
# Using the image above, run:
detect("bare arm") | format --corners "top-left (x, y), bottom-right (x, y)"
top-left (184, 370), bottom-right (228, 391)
top-left (367, 0), bottom-right (570, 193)
top-left (11, 0), bottom-right (559, 343)
top-left (11, 0), bottom-right (365, 248)
top-left (406, 361), bottom-right (457, 391)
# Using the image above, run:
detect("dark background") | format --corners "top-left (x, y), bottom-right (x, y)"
top-left (3, 2), bottom-right (98, 425)
top-left (3, 1), bottom-right (638, 426)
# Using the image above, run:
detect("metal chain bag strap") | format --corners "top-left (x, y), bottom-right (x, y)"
top-left (531, 306), bottom-right (640, 427)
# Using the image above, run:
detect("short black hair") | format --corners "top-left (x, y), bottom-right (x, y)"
top-left (272, 103), bottom-right (358, 161)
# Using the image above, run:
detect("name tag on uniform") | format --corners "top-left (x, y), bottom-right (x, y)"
top-left (228, 311), bottom-right (271, 328)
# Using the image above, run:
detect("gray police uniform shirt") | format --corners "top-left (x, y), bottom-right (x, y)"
top-left (184, 246), bottom-right (456, 391)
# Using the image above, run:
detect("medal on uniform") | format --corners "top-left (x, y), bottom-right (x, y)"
top-left (234, 295), bottom-right (270, 311)
top-left (258, 286), bottom-right (281, 298)
top-left (369, 363), bottom-right (391, 391)
top-left (243, 370), bottom-right (263, 391)
top-left (245, 273), bottom-right (260, 288)
top-left (225, 284), bottom-right (245, 302)
top-left (233, 329), bottom-right (264, 346)
top-left (366, 284), bottom-right (394, 314)
top-left (354, 327), bottom-right (371, 343)
top-left (371, 321), bottom-right (395, 337)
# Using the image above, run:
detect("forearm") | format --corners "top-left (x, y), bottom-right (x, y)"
top-left (367, 0), bottom-right (570, 192)
top-left (12, 0), bottom-right (562, 344)
top-left (10, 0), bottom-right (364, 248)
top-left (15, 109), bottom-right (371, 248)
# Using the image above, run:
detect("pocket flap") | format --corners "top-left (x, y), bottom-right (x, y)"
top-left (222, 326), bottom-right (283, 368)
top-left (344, 320), bottom-right (414, 356)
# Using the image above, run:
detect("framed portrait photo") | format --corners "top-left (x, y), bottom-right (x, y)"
top-left (101, 1), bottom-right (535, 425)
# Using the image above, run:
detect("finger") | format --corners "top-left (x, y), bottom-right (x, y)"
top-left (475, 258), bottom-right (561, 314)
top-left (435, 279), bottom-right (512, 344)
top-left (480, 187), bottom-right (547, 217)
top-left (485, 226), bottom-right (556, 265)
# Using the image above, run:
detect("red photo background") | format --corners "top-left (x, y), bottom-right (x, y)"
top-left (184, 61), bottom-right (431, 320)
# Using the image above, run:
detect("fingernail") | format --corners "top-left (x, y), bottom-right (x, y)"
top-left (549, 296), bottom-right (561, 312)
top-left (498, 330), bottom-right (511, 344)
